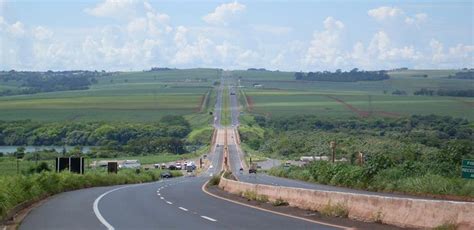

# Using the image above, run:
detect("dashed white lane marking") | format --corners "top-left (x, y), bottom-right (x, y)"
top-left (179, 207), bottom-right (188, 211)
top-left (160, 197), bottom-right (164, 199)
top-left (201, 216), bottom-right (217, 222)
top-left (166, 201), bottom-right (173, 204)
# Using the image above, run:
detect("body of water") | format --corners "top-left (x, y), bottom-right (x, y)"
top-left (0, 146), bottom-right (94, 154)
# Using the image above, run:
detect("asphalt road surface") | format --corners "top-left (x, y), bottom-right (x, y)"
top-left (20, 141), bottom-right (339, 230)
top-left (21, 72), bottom-right (343, 230)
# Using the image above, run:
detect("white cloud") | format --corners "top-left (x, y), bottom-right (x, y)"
top-left (203, 1), bottom-right (245, 25)
top-left (405, 13), bottom-right (428, 25)
top-left (33, 26), bottom-right (53, 40)
top-left (428, 39), bottom-right (474, 67)
top-left (303, 17), bottom-right (345, 68)
top-left (323, 17), bottom-right (344, 30)
top-left (85, 0), bottom-right (139, 19)
top-left (368, 6), bottom-right (403, 21)
top-left (8, 21), bottom-right (26, 37)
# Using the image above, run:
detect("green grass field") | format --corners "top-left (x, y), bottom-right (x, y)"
top-left (0, 69), bottom-right (221, 121)
top-left (235, 69), bottom-right (474, 120)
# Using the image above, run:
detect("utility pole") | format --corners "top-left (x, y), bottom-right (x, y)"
top-left (330, 141), bottom-right (336, 163)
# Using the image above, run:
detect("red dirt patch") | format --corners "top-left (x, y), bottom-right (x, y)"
top-left (246, 95), bottom-right (254, 112)
top-left (195, 93), bottom-right (207, 112)
top-left (326, 95), bottom-right (401, 118)
top-left (455, 99), bottom-right (474, 108)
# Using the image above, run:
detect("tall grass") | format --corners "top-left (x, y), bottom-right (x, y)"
top-left (268, 163), bottom-right (474, 198)
top-left (0, 169), bottom-right (178, 220)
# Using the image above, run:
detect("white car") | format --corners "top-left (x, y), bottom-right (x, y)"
top-left (119, 160), bottom-right (141, 169)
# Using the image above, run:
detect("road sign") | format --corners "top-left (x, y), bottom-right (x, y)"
top-left (461, 159), bottom-right (474, 179)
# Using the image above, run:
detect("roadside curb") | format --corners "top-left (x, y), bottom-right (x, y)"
top-left (201, 180), bottom-right (350, 230)
top-left (1, 195), bottom-right (52, 230)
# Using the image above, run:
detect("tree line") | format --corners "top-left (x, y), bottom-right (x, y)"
top-left (0, 115), bottom-right (192, 155)
top-left (294, 68), bottom-right (390, 82)
top-left (0, 70), bottom-right (112, 96)
top-left (414, 88), bottom-right (474, 97)
top-left (448, 71), bottom-right (474, 80)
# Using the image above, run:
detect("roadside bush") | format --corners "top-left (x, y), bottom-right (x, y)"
top-left (208, 174), bottom-right (221, 186)
top-left (242, 190), bottom-right (258, 201)
top-left (320, 201), bottom-right (348, 218)
top-left (0, 169), bottom-right (167, 221)
top-left (272, 198), bottom-right (289, 206)
top-left (396, 174), bottom-right (474, 197)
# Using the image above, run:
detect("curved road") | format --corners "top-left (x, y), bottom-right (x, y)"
top-left (20, 73), bottom-right (341, 230)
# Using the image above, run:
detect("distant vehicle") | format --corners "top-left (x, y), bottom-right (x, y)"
top-left (249, 163), bottom-right (257, 174)
top-left (175, 162), bottom-right (182, 170)
top-left (186, 165), bottom-right (193, 172)
top-left (168, 165), bottom-right (177, 170)
top-left (154, 163), bottom-right (161, 169)
top-left (187, 161), bottom-right (196, 170)
top-left (161, 163), bottom-right (166, 169)
top-left (230, 92), bottom-right (235, 95)
top-left (119, 160), bottom-right (141, 169)
top-left (160, 171), bottom-right (172, 178)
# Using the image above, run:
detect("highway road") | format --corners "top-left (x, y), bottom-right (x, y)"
top-left (20, 72), bottom-right (342, 230)
top-left (224, 78), bottom-right (456, 201)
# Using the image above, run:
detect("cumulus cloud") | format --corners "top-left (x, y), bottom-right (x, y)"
top-left (405, 13), bottom-right (428, 25)
top-left (428, 39), bottom-right (474, 67)
top-left (303, 17), bottom-right (345, 68)
top-left (368, 6), bottom-right (403, 21)
top-left (85, 0), bottom-right (140, 19)
top-left (203, 1), bottom-right (245, 25)
top-left (33, 26), bottom-right (53, 40)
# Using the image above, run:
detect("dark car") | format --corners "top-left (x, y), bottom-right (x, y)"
top-left (168, 165), bottom-right (177, 170)
top-left (160, 171), bottom-right (172, 178)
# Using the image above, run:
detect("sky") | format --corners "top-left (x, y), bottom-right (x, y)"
top-left (0, 0), bottom-right (473, 71)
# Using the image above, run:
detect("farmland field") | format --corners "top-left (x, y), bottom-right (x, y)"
top-left (235, 70), bottom-right (474, 120)
top-left (0, 69), bottom-right (220, 122)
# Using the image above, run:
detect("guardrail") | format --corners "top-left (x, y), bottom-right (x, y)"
top-left (218, 176), bottom-right (474, 229)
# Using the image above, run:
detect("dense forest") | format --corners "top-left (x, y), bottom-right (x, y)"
top-left (0, 70), bottom-right (110, 96)
top-left (414, 88), bottom-right (474, 97)
top-left (0, 116), bottom-right (194, 156)
top-left (294, 69), bottom-right (390, 82)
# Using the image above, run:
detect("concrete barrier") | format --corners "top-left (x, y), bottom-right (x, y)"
top-left (218, 177), bottom-right (474, 229)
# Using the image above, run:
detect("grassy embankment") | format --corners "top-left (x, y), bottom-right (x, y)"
top-left (0, 169), bottom-right (182, 221)
top-left (269, 162), bottom-right (474, 198)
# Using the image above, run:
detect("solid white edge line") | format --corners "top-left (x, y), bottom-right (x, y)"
top-left (93, 186), bottom-right (133, 230)
top-left (201, 216), bottom-right (217, 222)
top-left (93, 181), bottom-right (164, 230)
top-left (179, 207), bottom-right (188, 211)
